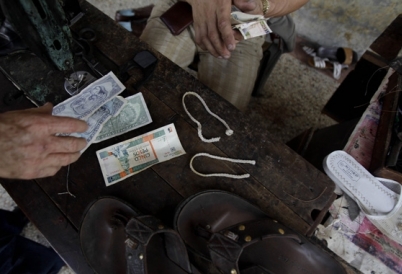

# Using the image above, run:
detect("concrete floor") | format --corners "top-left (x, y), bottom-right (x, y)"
top-left (0, 0), bottom-right (374, 273)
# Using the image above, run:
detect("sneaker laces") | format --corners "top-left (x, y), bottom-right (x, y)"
top-left (313, 57), bottom-right (348, 80)
top-left (302, 46), bottom-right (317, 57)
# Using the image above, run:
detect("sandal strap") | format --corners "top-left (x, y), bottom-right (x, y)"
top-left (200, 218), bottom-right (301, 274)
top-left (332, 62), bottom-right (348, 80)
top-left (125, 216), bottom-right (193, 274)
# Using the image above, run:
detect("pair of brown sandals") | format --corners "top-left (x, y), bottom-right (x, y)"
top-left (80, 190), bottom-right (347, 274)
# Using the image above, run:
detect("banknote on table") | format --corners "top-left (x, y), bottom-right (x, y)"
top-left (52, 71), bottom-right (125, 119)
top-left (69, 96), bottom-right (127, 153)
top-left (94, 92), bottom-right (152, 143)
top-left (96, 123), bottom-right (185, 186)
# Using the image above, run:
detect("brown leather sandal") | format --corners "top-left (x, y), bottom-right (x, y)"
top-left (174, 190), bottom-right (347, 274)
top-left (80, 197), bottom-right (199, 274)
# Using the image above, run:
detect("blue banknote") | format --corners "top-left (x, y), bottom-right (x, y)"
top-left (53, 72), bottom-right (125, 119)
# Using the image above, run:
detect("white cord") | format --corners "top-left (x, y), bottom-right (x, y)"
top-left (190, 153), bottom-right (256, 179)
top-left (182, 92), bottom-right (234, 143)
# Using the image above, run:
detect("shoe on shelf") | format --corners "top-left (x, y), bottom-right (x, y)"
top-left (307, 56), bottom-right (348, 80)
top-left (323, 150), bottom-right (402, 246)
top-left (303, 45), bottom-right (358, 65)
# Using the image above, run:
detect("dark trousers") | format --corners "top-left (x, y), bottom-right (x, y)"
top-left (0, 209), bottom-right (65, 274)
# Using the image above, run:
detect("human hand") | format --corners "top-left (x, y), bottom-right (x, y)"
top-left (233, 0), bottom-right (264, 15)
top-left (186, 0), bottom-right (236, 59)
top-left (0, 103), bottom-right (88, 179)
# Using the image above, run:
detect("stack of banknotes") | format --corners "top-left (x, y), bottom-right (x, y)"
top-left (52, 72), bottom-right (153, 153)
top-left (231, 6), bottom-right (272, 40)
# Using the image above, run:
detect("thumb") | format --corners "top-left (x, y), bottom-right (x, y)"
top-left (236, 0), bottom-right (258, 12)
top-left (37, 102), bottom-right (54, 114)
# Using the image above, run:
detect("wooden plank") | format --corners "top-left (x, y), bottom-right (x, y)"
top-left (370, 15), bottom-right (402, 61)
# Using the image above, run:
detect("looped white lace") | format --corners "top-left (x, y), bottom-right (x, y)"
top-left (190, 153), bottom-right (256, 179)
top-left (182, 92), bottom-right (233, 143)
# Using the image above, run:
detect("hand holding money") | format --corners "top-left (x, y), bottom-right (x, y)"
top-left (185, 0), bottom-right (236, 58)
top-left (233, 0), bottom-right (264, 16)
top-left (0, 103), bottom-right (88, 179)
top-left (231, 5), bottom-right (271, 40)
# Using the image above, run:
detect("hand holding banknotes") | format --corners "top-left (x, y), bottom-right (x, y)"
top-left (0, 103), bottom-right (88, 179)
top-left (186, 0), bottom-right (236, 59)
top-left (233, 0), bottom-right (264, 16)
top-left (233, 0), bottom-right (309, 18)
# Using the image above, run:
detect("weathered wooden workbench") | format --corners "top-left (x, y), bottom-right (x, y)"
top-left (0, 2), bottom-right (343, 273)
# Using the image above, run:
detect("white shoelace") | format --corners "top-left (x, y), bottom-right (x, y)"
top-left (183, 92), bottom-right (256, 178)
top-left (190, 153), bottom-right (256, 179)
top-left (182, 91), bottom-right (233, 143)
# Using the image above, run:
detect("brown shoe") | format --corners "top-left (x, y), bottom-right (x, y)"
top-left (80, 197), bottom-right (199, 274)
top-left (174, 190), bottom-right (347, 274)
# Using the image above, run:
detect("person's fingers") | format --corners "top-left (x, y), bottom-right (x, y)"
top-left (46, 136), bottom-right (87, 153)
top-left (42, 152), bottom-right (82, 168)
top-left (33, 166), bottom-right (63, 179)
top-left (10, 151), bottom-right (81, 179)
top-left (194, 22), bottom-right (217, 56)
top-left (206, 18), bottom-right (230, 58)
top-left (217, 3), bottom-right (236, 54)
top-left (45, 116), bottom-right (88, 135)
top-left (233, 30), bottom-right (244, 41)
top-left (35, 102), bottom-right (54, 114)
top-left (235, 0), bottom-right (258, 12)
top-left (200, 25), bottom-right (221, 58)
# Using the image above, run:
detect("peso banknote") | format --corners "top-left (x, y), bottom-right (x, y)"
top-left (69, 96), bottom-right (127, 153)
top-left (94, 92), bottom-right (152, 143)
top-left (230, 5), bottom-right (271, 40)
top-left (52, 71), bottom-right (125, 119)
top-left (234, 20), bottom-right (272, 40)
top-left (96, 123), bottom-right (185, 186)
top-left (110, 96), bottom-right (127, 117)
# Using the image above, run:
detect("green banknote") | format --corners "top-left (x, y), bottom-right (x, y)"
top-left (94, 92), bottom-right (152, 143)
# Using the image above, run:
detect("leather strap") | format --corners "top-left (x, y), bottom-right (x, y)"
top-left (342, 48), bottom-right (354, 65)
top-left (125, 216), bottom-right (193, 274)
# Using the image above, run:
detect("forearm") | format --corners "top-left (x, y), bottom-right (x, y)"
top-left (264, 0), bottom-right (309, 18)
